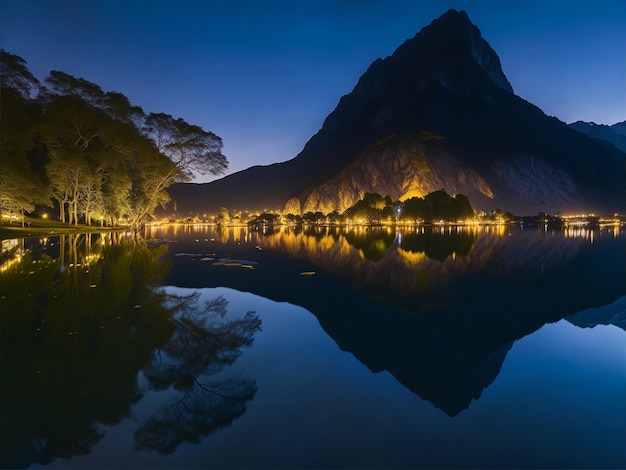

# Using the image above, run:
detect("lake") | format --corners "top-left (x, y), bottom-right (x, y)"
top-left (1, 223), bottom-right (625, 469)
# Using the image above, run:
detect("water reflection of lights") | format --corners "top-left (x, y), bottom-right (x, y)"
top-left (1, 254), bottom-right (22, 272)
top-left (2, 239), bottom-right (20, 252)
top-left (1, 239), bottom-right (24, 272)
top-left (564, 227), bottom-right (595, 242)
top-left (82, 254), bottom-right (101, 266)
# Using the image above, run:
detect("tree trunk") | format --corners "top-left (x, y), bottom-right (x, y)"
top-left (71, 172), bottom-right (80, 225)
top-left (72, 199), bottom-right (78, 226)
top-left (57, 198), bottom-right (66, 223)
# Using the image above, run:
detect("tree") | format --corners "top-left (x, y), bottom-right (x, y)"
top-left (451, 194), bottom-right (474, 220)
top-left (39, 74), bottom-right (111, 224)
top-left (143, 113), bottom-right (228, 182)
top-left (117, 112), bottom-right (229, 231)
top-left (2, 52), bottom-right (229, 229)
top-left (0, 49), bottom-right (41, 98)
top-left (217, 205), bottom-right (231, 225)
top-left (423, 190), bottom-right (452, 222)
top-left (400, 197), bottom-right (426, 223)
top-left (136, 295), bottom-right (261, 455)
top-left (0, 51), bottom-right (49, 223)
top-left (362, 192), bottom-right (386, 210)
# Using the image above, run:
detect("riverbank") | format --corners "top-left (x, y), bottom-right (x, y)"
top-left (0, 217), bottom-right (124, 240)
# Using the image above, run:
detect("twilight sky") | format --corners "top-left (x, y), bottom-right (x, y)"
top-left (1, 0), bottom-right (624, 183)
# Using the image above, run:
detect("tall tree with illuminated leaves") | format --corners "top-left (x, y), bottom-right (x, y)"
top-left (0, 50), bottom-right (49, 224)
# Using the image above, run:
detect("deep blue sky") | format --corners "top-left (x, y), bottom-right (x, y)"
top-left (2, 0), bottom-right (624, 182)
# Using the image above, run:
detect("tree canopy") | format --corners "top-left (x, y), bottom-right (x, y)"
top-left (342, 190), bottom-right (474, 224)
top-left (0, 50), bottom-right (228, 229)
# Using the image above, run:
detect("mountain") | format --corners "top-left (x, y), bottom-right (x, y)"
top-left (165, 9), bottom-right (625, 217)
top-left (569, 120), bottom-right (626, 153)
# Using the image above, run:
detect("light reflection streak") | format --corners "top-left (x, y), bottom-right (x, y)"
top-left (563, 227), bottom-right (596, 242)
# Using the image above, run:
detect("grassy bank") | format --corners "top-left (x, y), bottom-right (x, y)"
top-left (1, 217), bottom-right (124, 240)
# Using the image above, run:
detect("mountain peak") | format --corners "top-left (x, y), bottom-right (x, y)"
top-left (415, 9), bottom-right (514, 94)
top-left (433, 8), bottom-right (472, 25)
top-left (316, 8), bottom-right (515, 142)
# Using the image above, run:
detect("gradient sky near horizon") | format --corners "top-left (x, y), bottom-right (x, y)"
top-left (2, 0), bottom-right (625, 183)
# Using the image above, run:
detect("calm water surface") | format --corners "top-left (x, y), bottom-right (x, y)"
top-left (1, 224), bottom-right (624, 469)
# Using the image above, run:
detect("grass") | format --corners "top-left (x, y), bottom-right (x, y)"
top-left (0, 216), bottom-right (124, 240)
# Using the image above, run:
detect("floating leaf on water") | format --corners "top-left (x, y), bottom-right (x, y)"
top-left (134, 305), bottom-right (141, 309)
top-left (255, 245), bottom-right (263, 250)
top-left (90, 284), bottom-right (97, 288)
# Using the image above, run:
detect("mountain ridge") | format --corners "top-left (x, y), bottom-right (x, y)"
top-left (569, 120), bottom-right (626, 153)
top-left (164, 9), bottom-right (625, 217)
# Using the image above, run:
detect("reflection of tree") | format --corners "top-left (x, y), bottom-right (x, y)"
top-left (343, 227), bottom-right (395, 261)
top-left (0, 234), bottom-right (261, 468)
top-left (134, 378), bottom-right (257, 455)
top-left (137, 294), bottom-right (261, 454)
top-left (400, 228), bottom-right (475, 261)
top-left (1, 234), bottom-right (170, 467)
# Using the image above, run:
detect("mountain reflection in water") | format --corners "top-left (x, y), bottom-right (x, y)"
top-left (0, 233), bottom-right (261, 468)
top-left (157, 224), bottom-right (625, 416)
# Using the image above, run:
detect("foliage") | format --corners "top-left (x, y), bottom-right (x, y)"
top-left (302, 211), bottom-right (326, 224)
top-left (248, 212), bottom-right (279, 226)
top-left (400, 190), bottom-right (474, 223)
top-left (217, 205), bottom-right (231, 225)
top-left (1, 50), bottom-right (228, 230)
top-left (344, 192), bottom-right (392, 223)
top-left (0, 51), bottom-right (50, 223)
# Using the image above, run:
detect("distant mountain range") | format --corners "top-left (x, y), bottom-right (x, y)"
top-left (568, 120), bottom-right (626, 153)
top-left (165, 9), bottom-right (625, 217)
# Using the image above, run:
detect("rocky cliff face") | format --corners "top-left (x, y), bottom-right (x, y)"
top-left (299, 133), bottom-right (582, 215)
top-left (166, 9), bottom-right (625, 216)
